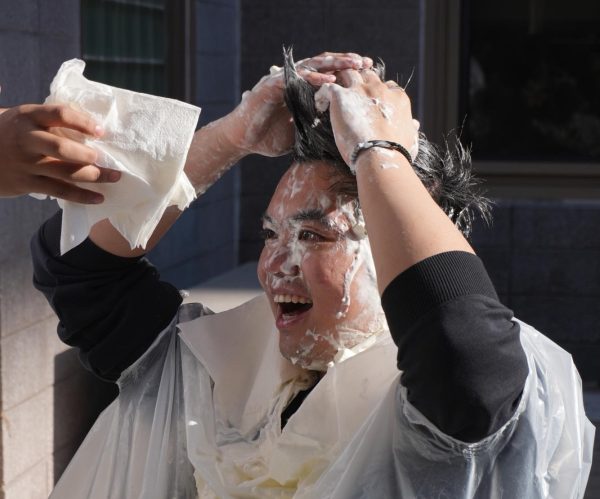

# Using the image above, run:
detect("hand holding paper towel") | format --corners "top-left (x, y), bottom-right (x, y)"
top-left (42, 59), bottom-right (200, 254)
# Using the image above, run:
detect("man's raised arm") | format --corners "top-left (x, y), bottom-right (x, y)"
top-left (31, 52), bottom-right (373, 380)
top-left (317, 70), bottom-right (528, 442)
top-left (89, 52), bottom-right (373, 257)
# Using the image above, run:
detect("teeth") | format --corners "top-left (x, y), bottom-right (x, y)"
top-left (274, 294), bottom-right (312, 304)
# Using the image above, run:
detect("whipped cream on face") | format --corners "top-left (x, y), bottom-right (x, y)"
top-left (260, 163), bottom-right (388, 372)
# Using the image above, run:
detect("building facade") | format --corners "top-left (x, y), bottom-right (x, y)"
top-left (0, 0), bottom-right (598, 497)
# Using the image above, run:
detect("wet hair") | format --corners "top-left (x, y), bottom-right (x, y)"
top-left (282, 48), bottom-right (490, 237)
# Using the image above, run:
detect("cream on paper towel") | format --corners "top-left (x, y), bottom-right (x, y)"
top-left (42, 59), bottom-right (200, 254)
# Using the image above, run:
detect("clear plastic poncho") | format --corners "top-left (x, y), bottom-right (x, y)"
top-left (50, 294), bottom-right (595, 498)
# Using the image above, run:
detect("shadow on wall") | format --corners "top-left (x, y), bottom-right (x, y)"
top-left (53, 349), bottom-right (118, 484)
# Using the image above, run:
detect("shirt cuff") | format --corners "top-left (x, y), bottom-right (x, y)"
top-left (381, 251), bottom-right (499, 332)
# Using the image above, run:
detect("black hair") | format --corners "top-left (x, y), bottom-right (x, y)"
top-left (282, 48), bottom-right (490, 237)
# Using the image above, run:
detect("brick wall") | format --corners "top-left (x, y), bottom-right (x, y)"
top-left (0, 1), bottom-right (116, 497)
top-left (238, 0), bottom-right (422, 262)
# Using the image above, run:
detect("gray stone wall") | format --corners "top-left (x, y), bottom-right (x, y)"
top-left (238, 0), bottom-right (422, 262)
top-left (149, 0), bottom-right (241, 288)
top-left (471, 199), bottom-right (600, 383)
top-left (0, 1), bottom-right (116, 497)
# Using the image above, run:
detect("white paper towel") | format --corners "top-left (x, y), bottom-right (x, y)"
top-left (41, 59), bottom-right (200, 254)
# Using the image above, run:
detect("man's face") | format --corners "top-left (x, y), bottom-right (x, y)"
top-left (257, 162), bottom-right (384, 370)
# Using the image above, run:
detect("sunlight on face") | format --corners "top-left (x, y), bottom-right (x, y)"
top-left (257, 162), bottom-right (385, 370)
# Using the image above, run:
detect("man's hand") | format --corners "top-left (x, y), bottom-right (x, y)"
top-left (314, 70), bottom-right (419, 168)
top-left (0, 104), bottom-right (121, 203)
top-left (222, 52), bottom-right (374, 158)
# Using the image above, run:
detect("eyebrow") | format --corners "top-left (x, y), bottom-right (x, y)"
top-left (261, 209), bottom-right (333, 227)
top-left (291, 208), bottom-right (329, 224)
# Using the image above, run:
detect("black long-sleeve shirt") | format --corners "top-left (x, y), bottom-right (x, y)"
top-left (31, 210), bottom-right (528, 443)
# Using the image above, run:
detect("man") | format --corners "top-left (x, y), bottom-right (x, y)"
top-left (31, 51), bottom-right (594, 497)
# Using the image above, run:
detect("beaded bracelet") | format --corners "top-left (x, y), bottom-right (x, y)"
top-left (349, 140), bottom-right (413, 173)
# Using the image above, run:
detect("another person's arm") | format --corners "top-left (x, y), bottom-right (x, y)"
top-left (318, 71), bottom-right (528, 442)
top-left (0, 104), bottom-right (120, 202)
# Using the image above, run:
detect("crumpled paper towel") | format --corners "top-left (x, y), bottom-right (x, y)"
top-left (40, 59), bottom-right (200, 254)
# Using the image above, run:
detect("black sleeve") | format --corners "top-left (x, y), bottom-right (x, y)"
top-left (381, 251), bottom-right (528, 443)
top-left (31, 210), bottom-right (183, 382)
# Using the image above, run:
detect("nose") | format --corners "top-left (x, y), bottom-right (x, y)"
top-left (262, 242), bottom-right (301, 278)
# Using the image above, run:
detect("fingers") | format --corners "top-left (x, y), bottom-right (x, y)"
top-left (301, 69), bottom-right (336, 87)
top-left (297, 51), bottom-right (374, 88)
top-left (27, 104), bottom-right (103, 137)
top-left (37, 161), bottom-right (121, 184)
top-left (27, 129), bottom-right (98, 165)
top-left (361, 69), bottom-right (384, 85)
top-left (257, 52), bottom-right (374, 92)
top-left (335, 69), bottom-right (365, 88)
top-left (314, 83), bottom-right (335, 113)
top-left (302, 52), bottom-right (373, 73)
top-left (30, 176), bottom-right (105, 204)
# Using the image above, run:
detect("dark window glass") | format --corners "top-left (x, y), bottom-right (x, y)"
top-left (81, 0), bottom-right (167, 96)
top-left (460, 0), bottom-right (600, 162)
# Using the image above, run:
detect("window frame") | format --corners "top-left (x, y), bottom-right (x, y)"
top-left (421, 0), bottom-right (600, 199)
top-left (79, 0), bottom-right (194, 102)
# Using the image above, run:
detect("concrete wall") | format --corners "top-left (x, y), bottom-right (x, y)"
top-left (471, 200), bottom-right (600, 383)
top-left (238, 0), bottom-right (422, 262)
top-left (149, 0), bottom-right (241, 288)
top-left (0, 1), bottom-right (116, 497)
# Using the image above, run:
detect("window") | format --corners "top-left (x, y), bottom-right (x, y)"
top-left (423, 0), bottom-right (600, 197)
top-left (460, 0), bottom-right (600, 163)
top-left (81, 0), bottom-right (191, 100)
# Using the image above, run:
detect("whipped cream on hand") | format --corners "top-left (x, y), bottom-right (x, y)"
top-left (314, 70), bottom-right (420, 171)
top-left (223, 52), bottom-right (373, 158)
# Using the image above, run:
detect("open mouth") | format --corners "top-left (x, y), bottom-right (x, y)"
top-left (274, 294), bottom-right (313, 327)
top-left (279, 301), bottom-right (313, 315)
